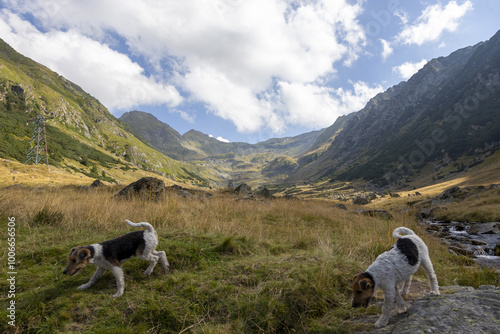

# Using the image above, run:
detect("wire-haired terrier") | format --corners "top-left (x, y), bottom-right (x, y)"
top-left (352, 227), bottom-right (439, 328)
top-left (63, 220), bottom-right (169, 297)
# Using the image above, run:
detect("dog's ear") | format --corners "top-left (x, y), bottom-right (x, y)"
top-left (69, 247), bottom-right (78, 256)
top-left (359, 278), bottom-right (373, 291)
top-left (352, 273), bottom-right (360, 282)
top-left (78, 248), bottom-right (91, 261)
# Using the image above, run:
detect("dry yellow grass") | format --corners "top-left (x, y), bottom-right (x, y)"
top-left (0, 186), bottom-right (465, 270)
top-left (0, 186), bottom-right (497, 333)
top-left (0, 158), bottom-right (184, 188)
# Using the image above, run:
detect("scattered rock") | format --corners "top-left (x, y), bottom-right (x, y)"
top-left (335, 203), bottom-right (348, 210)
top-left (419, 207), bottom-right (447, 219)
top-left (437, 186), bottom-right (462, 200)
top-left (449, 245), bottom-right (475, 257)
top-left (419, 208), bottom-right (432, 219)
top-left (115, 177), bottom-right (165, 200)
top-left (361, 286), bottom-right (500, 334)
top-left (355, 209), bottom-right (393, 220)
top-left (90, 179), bottom-right (105, 188)
top-left (234, 183), bottom-right (252, 196)
top-left (352, 196), bottom-right (370, 205)
top-left (468, 222), bottom-right (500, 235)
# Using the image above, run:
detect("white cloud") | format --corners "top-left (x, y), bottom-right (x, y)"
top-left (380, 39), bottom-right (393, 60)
top-left (0, 10), bottom-right (183, 111)
top-left (279, 81), bottom-right (383, 128)
top-left (397, 1), bottom-right (473, 46)
top-left (0, 0), bottom-right (368, 134)
top-left (394, 10), bottom-right (409, 25)
top-left (392, 59), bottom-right (428, 80)
top-left (209, 135), bottom-right (230, 143)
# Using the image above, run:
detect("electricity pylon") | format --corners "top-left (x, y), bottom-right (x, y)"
top-left (25, 115), bottom-right (52, 166)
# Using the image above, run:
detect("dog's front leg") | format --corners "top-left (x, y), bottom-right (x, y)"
top-left (375, 289), bottom-right (394, 329)
top-left (394, 286), bottom-right (409, 314)
top-left (110, 266), bottom-right (125, 298)
top-left (154, 250), bottom-right (170, 274)
top-left (78, 267), bottom-right (105, 290)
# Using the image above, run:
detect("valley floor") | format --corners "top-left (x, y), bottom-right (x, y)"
top-left (0, 184), bottom-right (498, 333)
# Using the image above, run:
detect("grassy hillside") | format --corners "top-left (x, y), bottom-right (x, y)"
top-left (0, 38), bottom-right (212, 187)
top-left (0, 186), bottom-right (497, 333)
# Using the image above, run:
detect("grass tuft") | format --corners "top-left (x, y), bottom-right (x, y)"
top-left (30, 205), bottom-right (64, 227)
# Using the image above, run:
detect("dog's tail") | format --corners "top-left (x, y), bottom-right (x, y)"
top-left (393, 227), bottom-right (415, 239)
top-left (125, 219), bottom-right (155, 233)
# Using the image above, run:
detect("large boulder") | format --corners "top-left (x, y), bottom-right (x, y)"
top-left (115, 177), bottom-right (165, 200)
top-left (234, 183), bottom-right (252, 196)
top-left (361, 286), bottom-right (500, 334)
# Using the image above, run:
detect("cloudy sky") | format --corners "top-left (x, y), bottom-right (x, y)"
top-left (0, 1), bottom-right (498, 143)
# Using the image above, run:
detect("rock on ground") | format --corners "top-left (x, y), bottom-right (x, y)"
top-left (359, 285), bottom-right (500, 334)
top-left (115, 177), bottom-right (165, 200)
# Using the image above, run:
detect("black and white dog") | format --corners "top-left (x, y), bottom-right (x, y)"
top-left (352, 227), bottom-right (439, 328)
top-left (63, 220), bottom-right (169, 297)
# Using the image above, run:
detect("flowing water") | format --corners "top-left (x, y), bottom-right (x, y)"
top-left (422, 219), bottom-right (500, 268)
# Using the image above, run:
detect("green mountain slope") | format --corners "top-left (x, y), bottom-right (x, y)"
top-left (0, 38), bottom-right (209, 186)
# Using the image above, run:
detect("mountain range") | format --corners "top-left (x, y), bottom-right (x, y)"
top-left (1, 29), bottom-right (500, 191)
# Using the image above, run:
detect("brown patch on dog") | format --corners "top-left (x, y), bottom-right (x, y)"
top-left (352, 273), bottom-right (375, 308)
top-left (105, 256), bottom-right (121, 266)
top-left (63, 247), bottom-right (92, 276)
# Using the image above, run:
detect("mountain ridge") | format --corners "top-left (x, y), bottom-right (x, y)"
top-left (285, 30), bottom-right (500, 187)
top-left (120, 110), bottom-right (325, 160)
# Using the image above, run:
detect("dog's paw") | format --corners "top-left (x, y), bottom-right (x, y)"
top-left (112, 291), bottom-right (123, 298)
top-left (77, 284), bottom-right (91, 290)
top-left (397, 304), bottom-right (409, 314)
top-left (429, 290), bottom-right (440, 296)
top-left (374, 318), bottom-right (389, 329)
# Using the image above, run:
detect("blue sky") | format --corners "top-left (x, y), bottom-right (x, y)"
top-left (0, 1), bottom-right (498, 143)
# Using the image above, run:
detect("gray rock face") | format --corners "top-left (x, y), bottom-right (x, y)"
top-left (469, 223), bottom-right (500, 235)
top-left (361, 286), bottom-right (500, 334)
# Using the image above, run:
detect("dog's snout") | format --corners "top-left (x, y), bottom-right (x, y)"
top-left (63, 269), bottom-right (68, 275)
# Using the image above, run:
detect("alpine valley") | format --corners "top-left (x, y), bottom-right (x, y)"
top-left (1, 29), bottom-right (500, 195)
